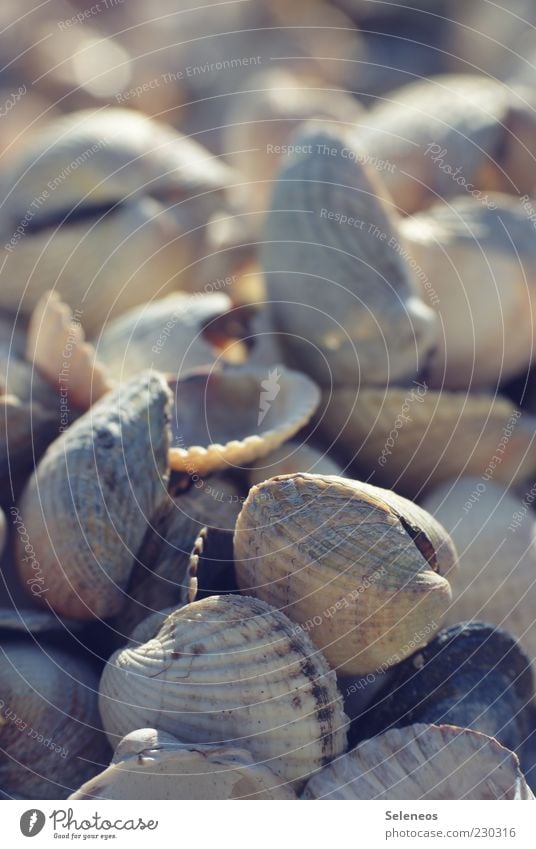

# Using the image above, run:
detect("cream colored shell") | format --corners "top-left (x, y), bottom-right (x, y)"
top-left (302, 723), bottom-right (534, 799)
top-left (234, 473), bottom-right (457, 675)
top-left (168, 366), bottom-right (320, 477)
top-left (15, 372), bottom-right (171, 619)
top-left (70, 728), bottom-right (296, 800)
top-left (99, 594), bottom-right (349, 789)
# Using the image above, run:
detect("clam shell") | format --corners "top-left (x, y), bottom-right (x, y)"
top-left (99, 594), bottom-right (349, 789)
top-left (93, 293), bottom-right (242, 382)
top-left (0, 109), bottom-right (245, 335)
top-left (421, 479), bottom-right (536, 669)
top-left (234, 473), bottom-right (457, 675)
top-left (0, 640), bottom-right (110, 799)
top-left (261, 124), bottom-right (438, 387)
top-left (400, 195), bottom-right (536, 388)
top-left (248, 441), bottom-right (344, 487)
top-left (15, 372), bottom-right (171, 619)
top-left (359, 74), bottom-right (536, 214)
top-left (316, 386), bottom-right (536, 497)
top-left (357, 622), bottom-right (534, 753)
top-left (168, 365), bottom-right (320, 477)
top-left (303, 723), bottom-right (534, 799)
top-left (70, 728), bottom-right (297, 800)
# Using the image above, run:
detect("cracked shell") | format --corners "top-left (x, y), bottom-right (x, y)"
top-left (302, 724), bottom-right (534, 800)
top-left (15, 372), bottom-right (171, 620)
top-left (70, 728), bottom-right (296, 800)
top-left (98, 594), bottom-right (349, 789)
top-left (234, 473), bottom-right (457, 675)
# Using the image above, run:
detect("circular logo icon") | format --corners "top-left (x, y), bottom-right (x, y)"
top-left (20, 810), bottom-right (46, 837)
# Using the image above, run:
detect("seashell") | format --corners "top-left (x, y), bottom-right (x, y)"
top-left (223, 68), bottom-right (364, 225)
top-left (70, 728), bottom-right (297, 800)
top-left (0, 509), bottom-right (6, 560)
top-left (316, 386), bottom-right (536, 498)
top-left (356, 622), bottom-right (534, 754)
top-left (358, 75), bottom-right (536, 215)
top-left (234, 473), bottom-right (457, 676)
top-left (15, 372), bottom-right (171, 620)
top-left (93, 292), bottom-right (249, 383)
top-left (420, 479), bottom-right (536, 669)
top-left (248, 441), bottom-right (344, 488)
top-left (399, 194), bottom-right (536, 388)
top-left (0, 394), bottom-right (59, 500)
top-left (303, 723), bottom-right (534, 800)
top-left (0, 639), bottom-right (110, 799)
top-left (99, 594), bottom-right (349, 789)
top-left (0, 109), bottom-right (248, 336)
top-left (167, 365), bottom-right (320, 477)
top-left (261, 124), bottom-right (439, 387)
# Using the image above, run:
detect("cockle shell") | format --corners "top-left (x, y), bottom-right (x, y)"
top-left (70, 728), bottom-right (297, 800)
top-left (168, 365), bottom-right (320, 476)
top-left (421, 479), bottom-right (536, 669)
top-left (15, 372), bottom-right (171, 619)
top-left (223, 68), bottom-right (364, 224)
top-left (0, 640), bottom-right (110, 799)
top-left (400, 195), bottom-right (536, 388)
top-left (99, 594), bottom-right (349, 789)
top-left (93, 293), bottom-right (248, 383)
top-left (357, 623), bottom-right (534, 754)
top-left (316, 386), bottom-right (536, 498)
top-left (248, 441), bottom-right (344, 487)
top-left (358, 74), bottom-right (536, 214)
top-left (0, 109), bottom-right (247, 335)
top-left (261, 125), bottom-right (438, 387)
top-left (234, 473), bottom-right (457, 676)
top-left (303, 724), bottom-right (534, 800)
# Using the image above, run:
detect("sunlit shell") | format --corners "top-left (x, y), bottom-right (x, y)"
top-left (70, 728), bottom-right (297, 800)
top-left (15, 372), bottom-right (171, 619)
top-left (99, 594), bottom-right (349, 789)
top-left (0, 640), bottom-right (110, 799)
top-left (168, 365), bottom-right (320, 477)
top-left (357, 622), bottom-right (534, 754)
top-left (316, 386), bottom-right (536, 497)
top-left (234, 473), bottom-right (457, 675)
top-left (358, 74), bottom-right (536, 214)
top-left (421, 479), bottom-right (536, 669)
top-left (248, 441), bottom-right (344, 487)
top-left (303, 724), bottom-right (534, 799)
top-left (400, 194), bottom-right (536, 388)
top-left (261, 124), bottom-right (438, 387)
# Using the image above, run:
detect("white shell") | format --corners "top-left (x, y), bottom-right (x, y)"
top-left (99, 594), bottom-right (349, 789)
top-left (69, 728), bottom-right (297, 800)
top-left (302, 723), bottom-right (534, 799)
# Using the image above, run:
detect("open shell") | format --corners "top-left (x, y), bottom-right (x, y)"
top-left (400, 194), bottom-right (536, 388)
top-left (0, 640), bottom-right (110, 799)
top-left (99, 594), bottom-right (349, 789)
top-left (357, 622), bottom-right (534, 754)
top-left (421, 479), bottom-right (536, 670)
top-left (262, 124), bottom-right (438, 387)
top-left (70, 728), bottom-right (296, 800)
top-left (15, 372), bottom-right (171, 619)
top-left (168, 365), bottom-right (320, 477)
top-left (358, 74), bottom-right (536, 214)
top-left (303, 723), bottom-right (534, 799)
top-left (234, 473), bottom-right (457, 676)
top-left (316, 386), bottom-right (536, 498)
top-left (0, 109), bottom-right (247, 335)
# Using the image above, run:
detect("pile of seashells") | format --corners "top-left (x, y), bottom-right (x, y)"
top-left (1, 15), bottom-right (536, 801)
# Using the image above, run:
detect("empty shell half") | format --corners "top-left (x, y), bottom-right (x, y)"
top-left (70, 728), bottom-right (296, 800)
top-left (303, 723), bottom-right (534, 799)
top-left (99, 594), bottom-right (349, 789)
top-left (234, 473), bottom-right (457, 675)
